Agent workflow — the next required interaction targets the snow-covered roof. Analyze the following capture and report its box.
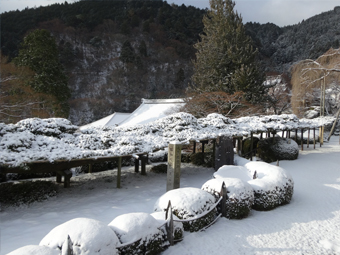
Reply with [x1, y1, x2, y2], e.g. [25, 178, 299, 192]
[79, 112, 130, 130]
[118, 98, 186, 127]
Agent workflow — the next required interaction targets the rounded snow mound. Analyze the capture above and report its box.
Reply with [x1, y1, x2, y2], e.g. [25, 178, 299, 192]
[245, 161, 294, 210]
[7, 245, 60, 255]
[202, 178, 254, 219]
[108, 212, 165, 254]
[40, 218, 120, 255]
[154, 187, 217, 232]
[214, 163, 294, 211]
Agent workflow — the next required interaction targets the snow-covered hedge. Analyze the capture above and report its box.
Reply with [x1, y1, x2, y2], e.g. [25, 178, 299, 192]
[154, 187, 217, 232]
[108, 212, 165, 255]
[202, 177, 254, 219]
[40, 218, 120, 255]
[214, 163, 294, 211]
[0, 113, 335, 168]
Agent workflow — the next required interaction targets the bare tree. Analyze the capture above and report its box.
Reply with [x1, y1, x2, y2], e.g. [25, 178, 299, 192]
[180, 91, 264, 118]
[291, 48, 340, 118]
[266, 74, 292, 115]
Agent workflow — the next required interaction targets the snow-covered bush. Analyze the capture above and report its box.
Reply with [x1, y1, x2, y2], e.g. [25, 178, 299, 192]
[214, 163, 294, 211]
[154, 188, 217, 232]
[16, 118, 78, 137]
[202, 177, 254, 219]
[257, 137, 299, 163]
[40, 218, 120, 255]
[0, 181, 58, 207]
[151, 211, 184, 242]
[245, 162, 294, 211]
[7, 245, 60, 255]
[108, 212, 165, 255]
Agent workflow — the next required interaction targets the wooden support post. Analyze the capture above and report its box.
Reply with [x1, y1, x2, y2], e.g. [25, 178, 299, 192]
[295, 129, 298, 142]
[301, 129, 304, 151]
[134, 157, 139, 173]
[260, 132, 263, 139]
[117, 157, 122, 188]
[61, 235, 72, 255]
[88, 164, 92, 174]
[141, 155, 147, 176]
[313, 128, 316, 149]
[307, 129, 310, 148]
[220, 182, 228, 218]
[288, 130, 291, 139]
[282, 131, 284, 137]
[63, 169, 72, 188]
[56, 172, 62, 183]
[212, 139, 216, 169]
[193, 141, 196, 153]
[165, 201, 174, 246]
[320, 127, 323, 147]
[250, 132, 253, 161]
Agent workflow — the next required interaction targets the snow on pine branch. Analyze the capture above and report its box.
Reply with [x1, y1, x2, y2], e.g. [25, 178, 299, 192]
[0, 113, 336, 168]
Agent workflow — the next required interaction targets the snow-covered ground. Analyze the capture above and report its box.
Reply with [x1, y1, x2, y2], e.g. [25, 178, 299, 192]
[1, 136, 340, 255]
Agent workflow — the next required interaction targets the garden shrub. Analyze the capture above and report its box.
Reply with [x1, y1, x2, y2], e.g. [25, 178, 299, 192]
[108, 213, 165, 255]
[154, 187, 217, 232]
[40, 218, 120, 255]
[150, 211, 184, 242]
[257, 137, 299, 163]
[202, 178, 254, 219]
[0, 180, 58, 207]
[150, 164, 168, 173]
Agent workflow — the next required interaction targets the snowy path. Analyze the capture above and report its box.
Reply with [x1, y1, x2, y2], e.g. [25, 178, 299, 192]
[1, 137, 340, 254]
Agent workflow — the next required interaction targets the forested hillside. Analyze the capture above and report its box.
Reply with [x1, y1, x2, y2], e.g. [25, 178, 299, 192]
[1, 1, 339, 124]
[246, 6, 340, 73]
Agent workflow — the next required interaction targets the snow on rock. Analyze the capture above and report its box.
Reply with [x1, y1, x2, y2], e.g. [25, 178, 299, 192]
[7, 245, 60, 255]
[202, 178, 254, 219]
[154, 187, 217, 232]
[40, 218, 120, 255]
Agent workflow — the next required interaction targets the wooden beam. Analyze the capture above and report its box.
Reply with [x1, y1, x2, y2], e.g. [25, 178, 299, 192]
[117, 157, 122, 188]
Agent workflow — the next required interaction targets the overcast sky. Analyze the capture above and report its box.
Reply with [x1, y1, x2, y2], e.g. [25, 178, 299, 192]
[1, 0, 339, 27]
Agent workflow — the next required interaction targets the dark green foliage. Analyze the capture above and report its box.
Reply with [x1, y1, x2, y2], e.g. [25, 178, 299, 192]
[190, 152, 214, 167]
[138, 40, 148, 57]
[242, 137, 259, 157]
[14, 29, 70, 117]
[150, 164, 167, 173]
[0, 181, 58, 207]
[179, 208, 217, 232]
[192, 0, 266, 104]
[120, 40, 136, 63]
[226, 197, 253, 219]
[117, 233, 164, 255]
[257, 137, 299, 163]
[252, 179, 294, 211]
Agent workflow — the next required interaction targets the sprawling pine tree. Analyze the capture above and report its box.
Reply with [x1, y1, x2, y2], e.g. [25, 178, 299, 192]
[192, 0, 266, 104]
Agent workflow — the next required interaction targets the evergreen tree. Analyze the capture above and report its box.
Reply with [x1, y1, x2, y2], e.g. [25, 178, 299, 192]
[192, 0, 266, 104]
[120, 40, 135, 63]
[14, 29, 70, 117]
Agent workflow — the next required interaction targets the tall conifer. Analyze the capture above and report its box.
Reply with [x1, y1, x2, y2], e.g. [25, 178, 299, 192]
[192, 0, 266, 104]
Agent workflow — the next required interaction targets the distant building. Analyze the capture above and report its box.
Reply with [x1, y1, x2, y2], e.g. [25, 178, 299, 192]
[79, 98, 185, 129]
